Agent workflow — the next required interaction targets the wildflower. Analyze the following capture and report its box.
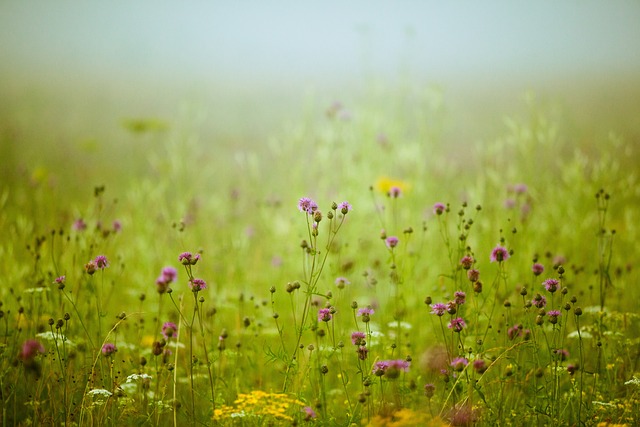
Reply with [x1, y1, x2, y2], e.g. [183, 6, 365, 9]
[531, 293, 547, 308]
[448, 317, 466, 332]
[112, 220, 122, 232]
[433, 202, 446, 215]
[72, 218, 87, 231]
[473, 359, 488, 374]
[84, 260, 97, 275]
[162, 322, 178, 340]
[357, 346, 369, 360]
[94, 255, 109, 269]
[178, 252, 200, 265]
[19, 339, 45, 361]
[318, 308, 332, 322]
[446, 301, 457, 314]
[467, 269, 480, 282]
[351, 331, 366, 345]
[454, 291, 466, 305]
[490, 245, 509, 263]
[357, 307, 374, 322]
[555, 348, 569, 361]
[373, 359, 410, 378]
[567, 364, 578, 375]
[189, 278, 207, 292]
[507, 324, 522, 340]
[543, 278, 560, 293]
[334, 276, 350, 289]
[101, 343, 117, 356]
[337, 201, 352, 214]
[504, 198, 516, 209]
[388, 186, 402, 198]
[547, 310, 561, 324]
[156, 266, 177, 293]
[451, 357, 468, 372]
[532, 263, 545, 276]
[385, 236, 399, 249]
[424, 383, 436, 398]
[54, 275, 65, 285]
[460, 255, 474, 270]
[430, 303, 447, 316]
[297, 197, 318, 215]
[302, 406, 317, 421]
[513, 183, 528, 194]
[375, 176, 409, 196]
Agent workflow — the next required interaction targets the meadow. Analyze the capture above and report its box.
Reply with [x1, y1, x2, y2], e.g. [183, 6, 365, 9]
[0, 81, 639, 426]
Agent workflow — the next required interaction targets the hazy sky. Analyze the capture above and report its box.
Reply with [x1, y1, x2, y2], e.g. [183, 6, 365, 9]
[2, 1, 640, 87]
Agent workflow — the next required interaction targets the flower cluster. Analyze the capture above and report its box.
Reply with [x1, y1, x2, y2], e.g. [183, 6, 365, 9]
[372, 359, 410, 379]
[156, 266, 177, 293]
[178, 252, 201, 265]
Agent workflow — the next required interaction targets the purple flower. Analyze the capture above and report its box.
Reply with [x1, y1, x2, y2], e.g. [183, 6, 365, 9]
[507, 324, 523, 340]
[531, 294, 547, 308]
[54, 276, 66, 285]
[94, 255, 109, 270]
[373, 359, 410, 378]
[158, 267, 177, 283]
[451, 357, 468, 372]
[72, 218, 87, 231]
[178, 252, 201, 265]
[84, 260, 97, 275]
[358, 307, 374, 322]
[490, 245, 510, 263]
[303, 406, 317, 420]
[430, 303, 447, 316]
[318, 308, 332, 322]
[424, 383, 436, 398]
[532, 263, 545, 276]
[338, 201, 352, 214]
[189, 278, 207, 292]
[112, 220, 122, 232]
[297, 197, 318, 215]
[433, 202, 446, 215]
[351, 331, 366, 345]
[162, 322, 178, 340]
[101, 343, 117, 356]
[473, 359, 487, 374]
[543, 278, 560, 293]
[504, 198, 516, 209]
[513, 183, 528, 194]
[448, 317, 466, 332]
[356, 345, 369, 360]
[454, 291, 466, 305]
[547, 310, 561, 317]
[467, 268, 480, 282]
[555, 348, 569, 361]
[385, 236, 399, 249]
[334, 276, 350, 289]
[19, 339, 45, 361]
[460, 255, 474, 270]
[388, 186, 402, 198]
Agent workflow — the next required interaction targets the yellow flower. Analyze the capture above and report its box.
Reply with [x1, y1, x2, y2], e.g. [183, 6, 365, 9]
[375, 176, 410, 196]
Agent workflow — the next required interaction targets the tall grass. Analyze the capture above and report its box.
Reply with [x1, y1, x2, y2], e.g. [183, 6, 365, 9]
[0, 84, 638, 426]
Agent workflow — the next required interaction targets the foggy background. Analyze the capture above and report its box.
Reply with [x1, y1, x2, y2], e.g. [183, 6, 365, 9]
[1, 1, 640, 139]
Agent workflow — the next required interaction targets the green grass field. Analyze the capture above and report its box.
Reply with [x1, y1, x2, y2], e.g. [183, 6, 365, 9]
[1, 77, 639, 426]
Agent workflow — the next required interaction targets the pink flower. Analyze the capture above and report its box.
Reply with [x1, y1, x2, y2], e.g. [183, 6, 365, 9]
[337, 201, 352, 214]
[532, 263, 545, 276]
[178, 252, 201, 265]
[94, 255, 109, 269]
[448, 317, 466, 332]
[430, 303, 447, 316]
[162, 322, 178, 339]
[19, 339, 45, 361]
[351, 331, 366, 345]
[189, 278, 207, 292]
[318, 308, 332, 322]
[543, 278, 560, 293]
[433, 202, 446, 215]
[101, 343, 117, 356]
[490, 245, 509, 263]
[385, 236, 399, 249]
[297, 197, 318, 215]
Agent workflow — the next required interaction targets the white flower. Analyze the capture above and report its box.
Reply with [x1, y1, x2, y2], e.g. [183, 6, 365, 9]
[126, 373, 153, 383]
[88, 388, 113, 397]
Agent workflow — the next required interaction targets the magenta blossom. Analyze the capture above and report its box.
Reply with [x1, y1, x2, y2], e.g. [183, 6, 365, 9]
[54, 276, 66, 285]
[448, 317, 467, 332]
[20, 339, 45, 361]
[162, 322, 178, 340]
[72, 218, 87, 231]
[430, 303, 447, 316]
[433, 202, 446, 215]
[532, 263, 545, 276]
[467, 269, 480, 282]
[101, 343, 117, 356]
[318, 308, 332, 322]
[490, 245, 510, 263]
[178, 252, 201, 265]
[94, 255, 109, 269]
[454, 291, 466, 305]
[351, 331, 366, 345]
[297, 197, 318, 214]
[531, 294, 547, 308]
[334, 277, 350, 289]
[303, 406, 317, 420]
[385, 236, 399, 249]
[543, 278, 560, 293]
[372, 359, 410, 378]
[460, 255, 474, 270]
[189, 278, 207, 292]
[451, 357, 468, 372]
[156, 266, 178, 293]
[337, 201, 352, 214]
[388, 186, 402, 198]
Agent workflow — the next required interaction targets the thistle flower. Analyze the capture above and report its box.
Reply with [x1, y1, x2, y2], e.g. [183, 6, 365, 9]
[454, 291, 466, 305]
[318, 308, 332, 322]
[473, 359, 488, 374]
[84, 260, 97, 275]
[467, 269, 480, 282]
[460, 255, 474, 270]
[531, 294, 547, 308]
[451, 357, 468, 372]
[162, 322, 178, 339]
[19, 339, 45, 361]
[189, 278, 207, 292]
[532, 263, 545, 276]
[356, 346, 369, 360]
[357, 307, 374, 322]
[433, 202, 446, 215]
[54, 276, 66, 285]
[303, 406, 317, 421]
[72, 218, 87, 231]
[338, 201, 352, 214]
[424, 383, 436, 398]
[547, 310, 561, 324]
[373, 359, 410, 378]
[543, 278, 560, 293]
[334, 276, 350, 289]
[351, 331, 366, 345]
[94, 255, 109, 269]
[101, 343, 117, 356]
[385, 236, 399, 249]
[448, 317, 466, 332]
[297, 197, 318, 215]
[178, 252, 200, 265]
[430, 303, 447, 316]
[490, 245, 509, 263]
[388, 186, 402, 198]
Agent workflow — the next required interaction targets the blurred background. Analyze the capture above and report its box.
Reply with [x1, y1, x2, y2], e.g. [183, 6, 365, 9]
[1, 1, 639, 178]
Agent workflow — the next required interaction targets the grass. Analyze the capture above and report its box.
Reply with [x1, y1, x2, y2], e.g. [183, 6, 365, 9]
[0, 80, 639, 426]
